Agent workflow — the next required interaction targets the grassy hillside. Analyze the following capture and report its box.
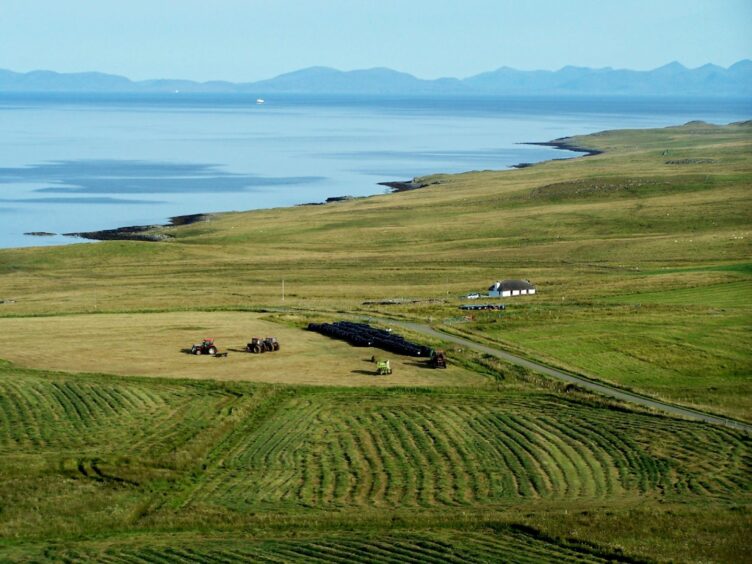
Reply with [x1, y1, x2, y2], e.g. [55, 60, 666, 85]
[0, 121, 749, 417]
[0, 121, 750, 561]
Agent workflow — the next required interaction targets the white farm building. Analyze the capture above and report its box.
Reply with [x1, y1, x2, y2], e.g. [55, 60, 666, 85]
[487, 280, 536, 298]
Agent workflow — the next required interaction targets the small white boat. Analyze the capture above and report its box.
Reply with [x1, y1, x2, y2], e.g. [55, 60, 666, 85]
[256, 98, 265, 104]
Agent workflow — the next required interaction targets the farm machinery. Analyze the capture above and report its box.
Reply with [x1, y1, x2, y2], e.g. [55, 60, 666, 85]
[247, 337, 281, 354]
[370, 355, 393, 375]
[429, 349, 447, 369]
[191, 338, 218, 356]
[375, 359, 392, 375]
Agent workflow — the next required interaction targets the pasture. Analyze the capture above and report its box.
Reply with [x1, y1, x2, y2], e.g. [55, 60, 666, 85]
[0, 122, 750, 561]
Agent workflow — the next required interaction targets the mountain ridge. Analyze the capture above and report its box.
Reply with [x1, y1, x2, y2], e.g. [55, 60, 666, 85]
[1, 61, 750, 96]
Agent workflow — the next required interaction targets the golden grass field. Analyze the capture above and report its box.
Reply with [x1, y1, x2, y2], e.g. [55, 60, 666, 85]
[0, 312, 483, 387]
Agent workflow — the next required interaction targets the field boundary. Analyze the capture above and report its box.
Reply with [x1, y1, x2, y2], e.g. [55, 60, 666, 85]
[385, 319, 752, 434]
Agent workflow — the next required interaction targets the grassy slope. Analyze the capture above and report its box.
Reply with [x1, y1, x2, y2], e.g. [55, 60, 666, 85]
[0, 121, 749, 417]
[0, 122, 751, 562]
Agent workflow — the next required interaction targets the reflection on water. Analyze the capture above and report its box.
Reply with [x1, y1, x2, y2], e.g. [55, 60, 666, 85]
[0, 160, 323, 194]
[0, 196, 165, 205]
[0, 93, 748, 248]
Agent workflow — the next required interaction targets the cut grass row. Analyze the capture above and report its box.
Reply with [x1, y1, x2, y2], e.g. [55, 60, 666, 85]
[0, 528, 636, 564]
[184, 390, 750, 511]
[2, 368, 748, 520]
[0, 364, 749, 561]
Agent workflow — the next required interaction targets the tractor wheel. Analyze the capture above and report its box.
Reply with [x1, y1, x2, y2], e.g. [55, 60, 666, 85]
[195, 348, 202, 355]
[273, 343, 280, 351]
[208, 347, 217, 355]
[252, 345, 261, 354]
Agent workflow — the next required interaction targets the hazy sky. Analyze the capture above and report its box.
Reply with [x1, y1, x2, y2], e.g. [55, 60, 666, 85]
[1, 0, 750, 81]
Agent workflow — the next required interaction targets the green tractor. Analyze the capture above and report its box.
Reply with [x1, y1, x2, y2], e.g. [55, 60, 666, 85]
[376, 359, 392, 375]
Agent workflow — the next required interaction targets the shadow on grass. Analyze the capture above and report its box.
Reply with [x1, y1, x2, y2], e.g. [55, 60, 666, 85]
[404, 360, 435, 370]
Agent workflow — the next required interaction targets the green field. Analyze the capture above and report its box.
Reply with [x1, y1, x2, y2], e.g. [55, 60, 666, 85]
[1, 365, 750, 562]
[0, 121, 750, 562]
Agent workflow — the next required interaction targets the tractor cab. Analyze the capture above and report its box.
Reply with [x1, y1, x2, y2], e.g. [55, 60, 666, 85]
[264, 337, 280, 351]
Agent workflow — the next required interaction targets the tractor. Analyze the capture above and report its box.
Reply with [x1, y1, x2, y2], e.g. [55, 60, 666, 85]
[376, 359, 392, 375]
[247, 337, 281, 353]
[429, 349, 447, 369]
[191, 338, 218, 356]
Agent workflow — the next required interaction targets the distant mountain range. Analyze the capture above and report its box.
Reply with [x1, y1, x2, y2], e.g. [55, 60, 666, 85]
[1, 61, 751, 96]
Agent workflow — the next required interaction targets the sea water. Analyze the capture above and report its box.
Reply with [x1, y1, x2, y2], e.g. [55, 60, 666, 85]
[0, 93, 749, 248]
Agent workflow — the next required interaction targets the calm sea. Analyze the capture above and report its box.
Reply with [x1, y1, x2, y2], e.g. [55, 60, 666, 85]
[0, 93, 749, 248]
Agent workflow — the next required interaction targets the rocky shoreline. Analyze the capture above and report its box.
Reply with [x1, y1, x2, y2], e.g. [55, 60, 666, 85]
[377, 179, 440, 192]
[511, 137, 603, 168]
[63, 213, 211, 242]
[43, 138, 596, 243]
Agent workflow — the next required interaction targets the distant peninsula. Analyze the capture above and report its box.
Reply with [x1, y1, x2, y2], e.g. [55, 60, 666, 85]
[1, 61, 751, 97]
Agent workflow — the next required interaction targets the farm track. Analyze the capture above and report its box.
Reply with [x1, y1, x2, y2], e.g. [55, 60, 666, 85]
[386, 320, 752, 433]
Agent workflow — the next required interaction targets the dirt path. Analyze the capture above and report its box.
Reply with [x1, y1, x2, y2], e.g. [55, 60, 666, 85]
[387, 319, 752, 434]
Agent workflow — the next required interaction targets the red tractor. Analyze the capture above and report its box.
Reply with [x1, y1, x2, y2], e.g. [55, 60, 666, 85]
[429, 349, 447, 369]
[246, 337, 280, 354]
[191, 338, 218, 356]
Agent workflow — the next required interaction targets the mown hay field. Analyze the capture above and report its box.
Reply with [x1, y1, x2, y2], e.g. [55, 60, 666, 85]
[183, 391, 749, 512]
[0, 312, 482, 387]
[4, 529, 649, 563]
[1, 366, 750, 562]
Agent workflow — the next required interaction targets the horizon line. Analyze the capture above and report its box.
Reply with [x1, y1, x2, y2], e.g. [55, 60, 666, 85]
[2, 59, 751, 86]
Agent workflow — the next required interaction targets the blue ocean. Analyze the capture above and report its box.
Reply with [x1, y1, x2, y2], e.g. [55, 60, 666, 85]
[0, 93, 749, 248]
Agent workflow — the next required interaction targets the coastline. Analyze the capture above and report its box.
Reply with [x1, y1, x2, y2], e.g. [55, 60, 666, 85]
[511, 138, 603, 169]
[63, 213, 211, 242]
[39, 137, 595, 244]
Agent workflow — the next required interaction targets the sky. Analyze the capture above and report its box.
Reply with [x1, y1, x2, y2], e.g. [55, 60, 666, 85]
[1, 0, 750, 82]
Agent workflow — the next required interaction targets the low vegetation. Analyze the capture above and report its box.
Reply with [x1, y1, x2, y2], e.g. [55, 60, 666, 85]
[1, 364, 750, 562]
[0, 121, 750, 561]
